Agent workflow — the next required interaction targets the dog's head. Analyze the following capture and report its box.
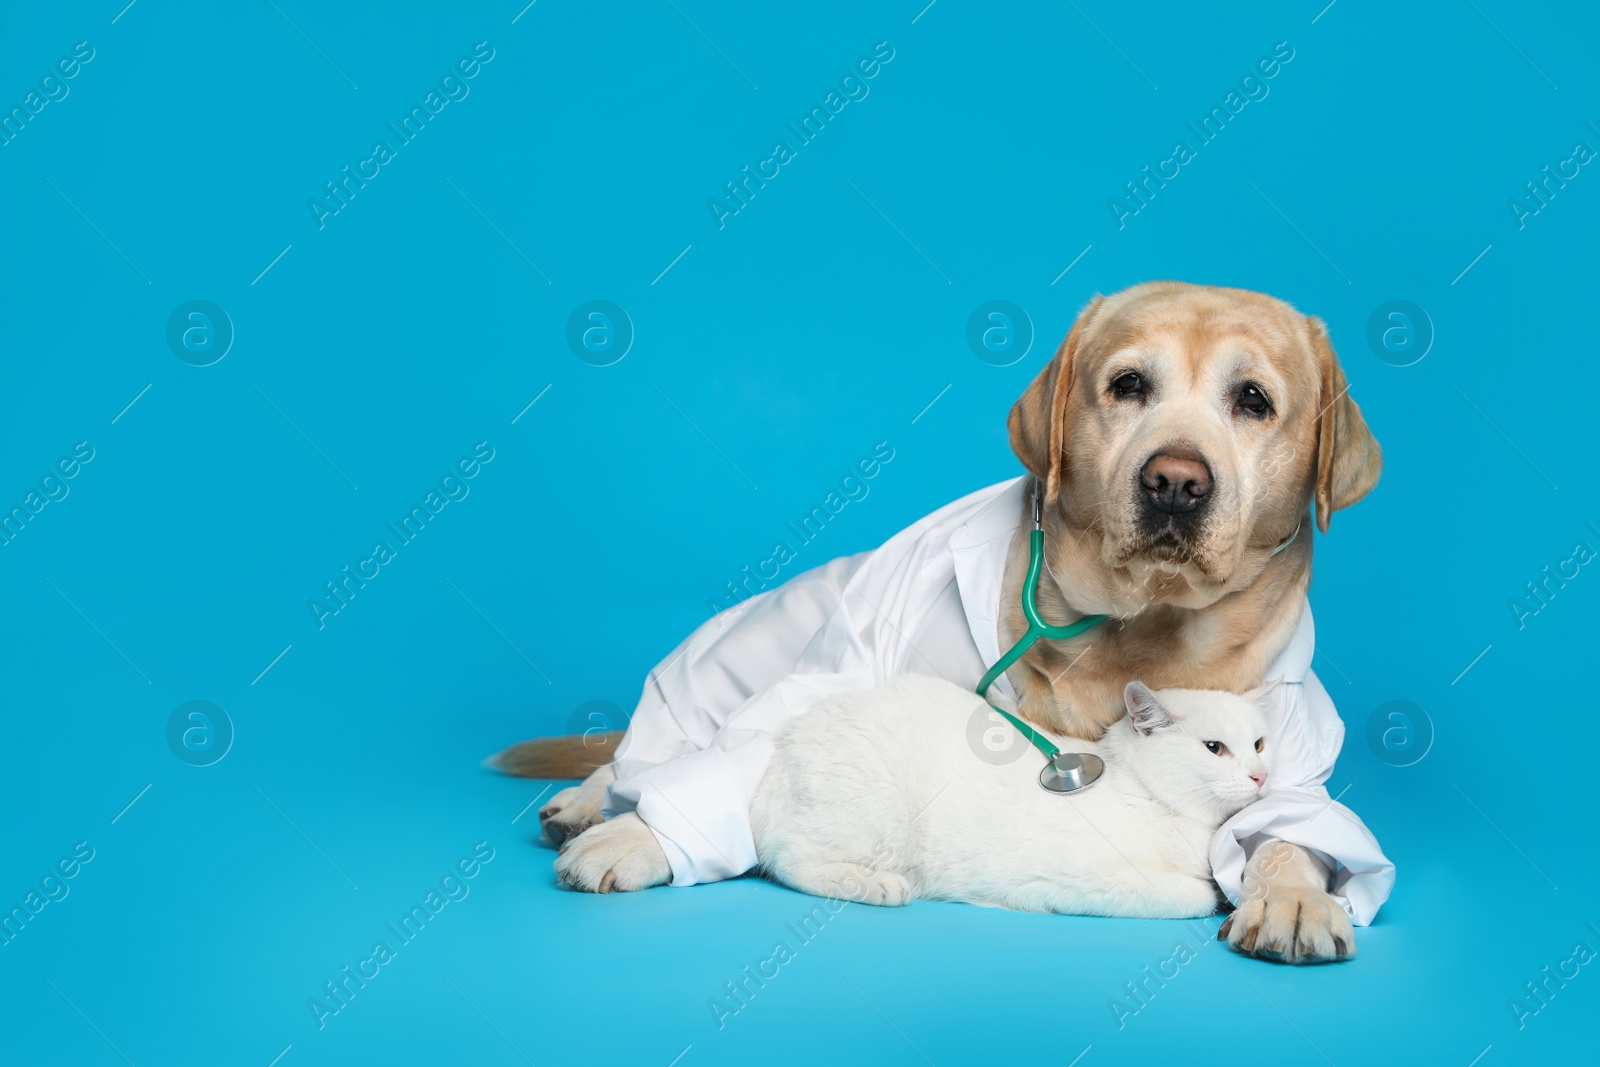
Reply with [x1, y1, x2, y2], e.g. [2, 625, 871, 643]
[1009, 281, 1381, 611]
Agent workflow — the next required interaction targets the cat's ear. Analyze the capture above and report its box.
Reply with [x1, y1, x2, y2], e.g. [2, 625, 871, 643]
[1124, 681, 1174, 736]
[1242, 678, 1283, 708]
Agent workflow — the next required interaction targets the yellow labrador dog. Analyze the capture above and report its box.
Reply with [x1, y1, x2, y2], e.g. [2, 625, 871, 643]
[498, 281, 1381, 963]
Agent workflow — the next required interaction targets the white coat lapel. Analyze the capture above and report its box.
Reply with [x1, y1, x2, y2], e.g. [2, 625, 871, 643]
[950, 477, 1025, 704]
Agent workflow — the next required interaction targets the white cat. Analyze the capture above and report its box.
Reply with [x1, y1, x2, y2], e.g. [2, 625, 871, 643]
[751, 674, 1274, 919]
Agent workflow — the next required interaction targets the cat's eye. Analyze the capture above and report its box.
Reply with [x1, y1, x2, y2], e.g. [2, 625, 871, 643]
[1204, 741, 1225, 756]
[1254, 738, 1264, 753]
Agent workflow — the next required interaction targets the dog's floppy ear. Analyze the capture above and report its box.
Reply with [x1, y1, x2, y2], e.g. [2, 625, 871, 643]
[1008, 295, 1103, 503]
[1308, 316, 1382, 534]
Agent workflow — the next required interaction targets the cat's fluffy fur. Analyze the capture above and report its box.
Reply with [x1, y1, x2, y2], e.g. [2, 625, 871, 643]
[751, 675, 1273, 919]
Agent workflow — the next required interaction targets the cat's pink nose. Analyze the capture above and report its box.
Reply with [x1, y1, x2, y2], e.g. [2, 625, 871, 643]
[1249, 771, 1267, 788]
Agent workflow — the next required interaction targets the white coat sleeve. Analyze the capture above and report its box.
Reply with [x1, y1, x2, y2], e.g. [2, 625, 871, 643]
[603, 552, 870, 779]
[1208, 602, 1397, 925]
[598, 550, 877, 886]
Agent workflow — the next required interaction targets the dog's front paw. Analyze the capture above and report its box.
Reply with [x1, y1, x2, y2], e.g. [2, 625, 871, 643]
[538, 765, 614, 848]
[554, 812, 670, 893]
[1220, 885, 1354, 964]
[540, 783, 603, 847]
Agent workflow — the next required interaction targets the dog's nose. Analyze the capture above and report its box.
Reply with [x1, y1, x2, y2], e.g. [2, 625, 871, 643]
[1249, 771, 1267, 788]
[1140, 452, 1213, 514]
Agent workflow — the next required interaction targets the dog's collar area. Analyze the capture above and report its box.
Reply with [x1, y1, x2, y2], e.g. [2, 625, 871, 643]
[1269, 516, 1304, 558]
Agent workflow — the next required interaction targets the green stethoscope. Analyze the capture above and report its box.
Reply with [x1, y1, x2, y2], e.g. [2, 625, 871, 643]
[974, 485, 1302, 795]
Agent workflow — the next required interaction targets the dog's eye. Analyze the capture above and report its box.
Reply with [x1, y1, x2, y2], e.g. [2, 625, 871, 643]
[1235, 382, 1272, 418]
[1204, 740, 1225, 756]
[1110, 372, 1145, 399]
[1254, 738, 1264, 753]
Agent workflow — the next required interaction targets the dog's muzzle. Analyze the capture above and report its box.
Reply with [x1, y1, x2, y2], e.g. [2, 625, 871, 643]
[1139, 448, 1213, 521]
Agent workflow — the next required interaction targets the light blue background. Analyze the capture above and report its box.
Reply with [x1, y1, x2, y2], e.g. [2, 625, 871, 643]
[2, 1, 1596, 1064]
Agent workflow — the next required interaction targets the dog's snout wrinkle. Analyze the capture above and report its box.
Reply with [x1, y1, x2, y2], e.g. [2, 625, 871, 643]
[1140, 450, 1214, 515]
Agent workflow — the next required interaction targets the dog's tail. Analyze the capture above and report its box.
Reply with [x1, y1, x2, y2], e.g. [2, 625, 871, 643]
[483, 732, 622, 779]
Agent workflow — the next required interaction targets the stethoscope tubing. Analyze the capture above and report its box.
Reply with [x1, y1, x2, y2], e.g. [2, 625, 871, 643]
[974, 482, 1302, 792]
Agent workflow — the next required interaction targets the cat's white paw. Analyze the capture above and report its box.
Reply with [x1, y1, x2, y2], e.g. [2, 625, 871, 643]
[553, 812, 670, 893]
[539, 767, 613, 847]
[1220, 885, 1355, 964]
[774, 862, 912, 907]
[855, 870, 911, 907]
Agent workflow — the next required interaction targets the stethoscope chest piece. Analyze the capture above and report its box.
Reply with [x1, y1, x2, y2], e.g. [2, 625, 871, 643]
[1039, 751, 1104, 794]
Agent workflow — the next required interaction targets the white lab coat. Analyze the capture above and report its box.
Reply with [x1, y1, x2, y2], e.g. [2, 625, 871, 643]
[604, 477, 1395, 924]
